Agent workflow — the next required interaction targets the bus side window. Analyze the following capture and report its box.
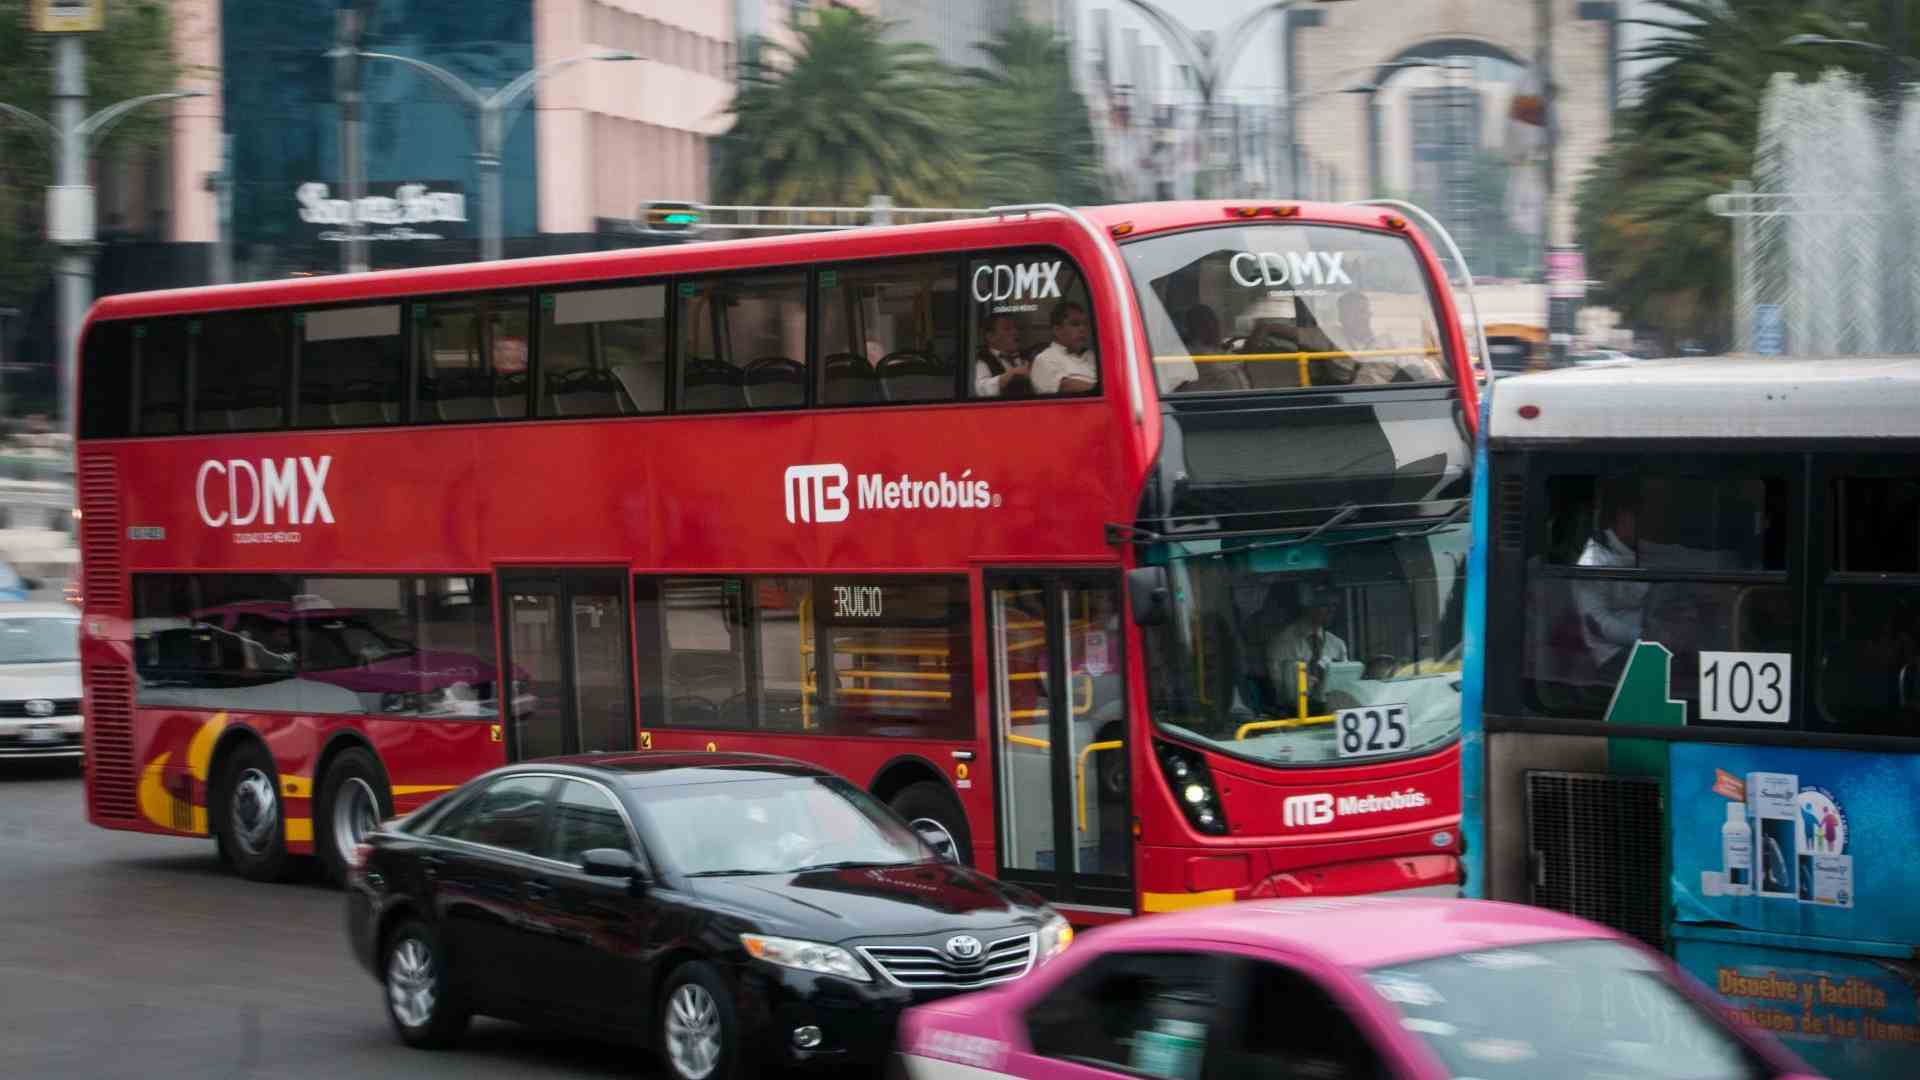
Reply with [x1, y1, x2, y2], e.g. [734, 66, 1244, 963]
[416, 294, 531, 423]
[137, 319, 190, 435]
[300, 304, 404, 428]
[194, 310, 289, 433]
[540, 285, 668, 417]
[80, 322, 133, 439]
[818, 259, 961, 405]
[676, 274, 807, 411]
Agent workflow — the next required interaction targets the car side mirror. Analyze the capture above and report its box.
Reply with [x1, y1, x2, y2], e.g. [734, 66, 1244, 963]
[913, 822, 961, 864]
[1127, 566, 1170, 626]
[581, 847, 638, 879]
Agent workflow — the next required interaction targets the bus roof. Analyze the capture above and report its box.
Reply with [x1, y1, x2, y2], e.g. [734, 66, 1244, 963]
[83, 200, 1412, 323]
[1488, 355, 1920, 441]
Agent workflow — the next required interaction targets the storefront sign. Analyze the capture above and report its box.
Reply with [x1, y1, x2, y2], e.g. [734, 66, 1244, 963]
[296, 181, 467, 242]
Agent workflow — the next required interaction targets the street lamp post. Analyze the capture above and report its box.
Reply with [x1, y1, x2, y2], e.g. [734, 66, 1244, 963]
[0, 40, 204, 445]
[1115, 1, 1330, 197]
[330, 48, 640, 262]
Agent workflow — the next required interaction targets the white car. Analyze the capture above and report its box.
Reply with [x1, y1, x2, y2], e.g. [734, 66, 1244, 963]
[0, 604, 83, 759]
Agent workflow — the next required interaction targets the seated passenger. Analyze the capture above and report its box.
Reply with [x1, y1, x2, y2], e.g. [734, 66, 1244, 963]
[1180, 305, 1249, 391]
[973, 313, 1034, 398]
[1030, 301, 1096, 394]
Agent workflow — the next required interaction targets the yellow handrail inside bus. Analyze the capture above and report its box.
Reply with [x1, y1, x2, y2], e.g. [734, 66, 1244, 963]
[1236, 661, 1334, 739]
[1006, 672, 1093, 720]
[1077, 740, 1123, 833]
[1155, 348, 1442, 388]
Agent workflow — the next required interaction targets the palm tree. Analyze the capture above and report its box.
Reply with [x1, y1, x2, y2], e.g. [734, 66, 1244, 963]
[716, 9, 971, 208]
[963, 19, 1106, 207]
[1576, 0, 1881, 350]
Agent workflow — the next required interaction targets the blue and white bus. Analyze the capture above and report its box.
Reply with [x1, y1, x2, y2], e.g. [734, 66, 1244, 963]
[1462, 356, 1920, 1080]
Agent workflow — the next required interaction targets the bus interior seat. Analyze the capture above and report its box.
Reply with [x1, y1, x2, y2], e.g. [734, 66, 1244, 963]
[821, 353, 879, 405]
[681, 357, 746, 411]
[877, 351, 951, 402]
[744, 357, 806, 408]
[330, 380, 399, 426]
[608, 361, 665, 413]
[548, 367, 636, 416]
[492, 371, 529, 418]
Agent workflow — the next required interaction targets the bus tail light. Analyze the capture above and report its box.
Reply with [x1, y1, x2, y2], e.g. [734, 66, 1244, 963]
[1155, 742, 1228, 835]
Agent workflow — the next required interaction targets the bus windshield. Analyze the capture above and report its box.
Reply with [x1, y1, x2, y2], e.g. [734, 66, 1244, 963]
[1141, 525, 1467, 766]
[1124, 223, 1450, 394]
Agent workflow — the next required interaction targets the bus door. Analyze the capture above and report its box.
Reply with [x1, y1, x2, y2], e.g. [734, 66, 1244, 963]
[499, 568, 634, 760]
[987, 571, 1132, 912]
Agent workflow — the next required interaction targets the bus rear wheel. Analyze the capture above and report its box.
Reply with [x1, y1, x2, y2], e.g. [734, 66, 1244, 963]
[890, 780, 972, 866]
[218, 740, 294, 883]
[317, 746, 392, 886]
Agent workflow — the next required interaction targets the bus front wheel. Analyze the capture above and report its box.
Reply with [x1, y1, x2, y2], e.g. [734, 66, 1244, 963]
[890, 780, 972, 867]
[317, 746, 393, 886]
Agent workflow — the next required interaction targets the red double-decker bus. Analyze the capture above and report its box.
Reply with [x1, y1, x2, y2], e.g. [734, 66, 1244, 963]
[77, 200, 1479, 921]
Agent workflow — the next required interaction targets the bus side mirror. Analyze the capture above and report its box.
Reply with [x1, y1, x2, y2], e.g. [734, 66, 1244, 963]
[1127, 567, 1170, 626]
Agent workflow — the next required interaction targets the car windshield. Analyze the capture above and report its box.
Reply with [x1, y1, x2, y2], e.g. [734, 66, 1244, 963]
[0, 616, 79, 664]
[1368, 939, 1765, 1079]
[1125, 223, 1450, 394]
[1140, 525, 1466, 766]
[638, 775, 935, 876]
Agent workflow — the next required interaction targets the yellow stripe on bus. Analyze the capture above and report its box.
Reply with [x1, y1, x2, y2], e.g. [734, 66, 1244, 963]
[285, 817, 313, 844]
[392, 784, 458, 796]
[1141, 889, 1237, 913]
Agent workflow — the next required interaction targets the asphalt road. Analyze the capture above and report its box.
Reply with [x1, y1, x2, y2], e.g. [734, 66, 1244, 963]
[0, 761, 662, 1078]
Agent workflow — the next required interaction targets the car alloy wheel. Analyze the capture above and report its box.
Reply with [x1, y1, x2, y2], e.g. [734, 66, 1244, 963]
[230, 767, 279, 858]
[665, 982, 722, 1080]
[387, 936, 437, 1029]
[330, 776, 380, 870]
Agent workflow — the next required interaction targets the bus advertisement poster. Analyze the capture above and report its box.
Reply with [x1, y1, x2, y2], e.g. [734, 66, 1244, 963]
[1668, 934, 1920, 1079]
[1670, 743, 1918, 945]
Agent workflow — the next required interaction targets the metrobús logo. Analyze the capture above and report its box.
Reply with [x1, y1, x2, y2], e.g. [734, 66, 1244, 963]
[196, 456, 334, 544]
[783, 463, 998, 525]
[1282, 787, 1430, 829]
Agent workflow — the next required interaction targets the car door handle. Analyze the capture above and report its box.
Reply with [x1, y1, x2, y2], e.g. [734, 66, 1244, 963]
[524, 878, 553, 901]
[419, 854, 444, 878]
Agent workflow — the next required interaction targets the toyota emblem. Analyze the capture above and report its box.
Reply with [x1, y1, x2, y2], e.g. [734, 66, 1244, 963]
[944, 935, 983, 961]
[24, 700, 53, 717]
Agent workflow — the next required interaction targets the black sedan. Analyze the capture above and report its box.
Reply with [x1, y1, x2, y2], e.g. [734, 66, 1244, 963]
[345, 752, 1069, 1079]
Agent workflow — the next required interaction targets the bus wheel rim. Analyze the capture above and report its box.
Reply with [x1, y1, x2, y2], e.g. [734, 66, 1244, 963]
[231, 767, 279, 856]
[332, 776, 379, 867]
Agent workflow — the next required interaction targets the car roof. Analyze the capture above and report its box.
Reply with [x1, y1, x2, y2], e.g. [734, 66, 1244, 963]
[1083, 897, 1614, 969]
[0, 603, 81, 619]
[498, 752, 834, 787]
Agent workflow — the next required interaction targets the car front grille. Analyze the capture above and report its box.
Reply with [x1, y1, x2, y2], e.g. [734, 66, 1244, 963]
[0, 699, 80, 718]
[857, 932, 1035, 991]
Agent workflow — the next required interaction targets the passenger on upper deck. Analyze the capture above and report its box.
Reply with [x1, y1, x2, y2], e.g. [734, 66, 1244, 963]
[973, 313, 1034, 398]
[1029, 301, 1097, 394]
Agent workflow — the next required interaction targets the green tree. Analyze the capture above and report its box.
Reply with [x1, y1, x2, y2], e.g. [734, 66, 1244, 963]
[716, 8, 970, 208]
[0, 0, 180, 311]
[1575, 0, 1887, 350]
[962, 18, 1105, 207]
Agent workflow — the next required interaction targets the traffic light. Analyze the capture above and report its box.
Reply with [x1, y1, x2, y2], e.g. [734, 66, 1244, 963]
[639, 201, 705, 237]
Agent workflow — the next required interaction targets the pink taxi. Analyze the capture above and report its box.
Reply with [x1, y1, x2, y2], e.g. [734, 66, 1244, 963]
[894, 898, 1823, 1080]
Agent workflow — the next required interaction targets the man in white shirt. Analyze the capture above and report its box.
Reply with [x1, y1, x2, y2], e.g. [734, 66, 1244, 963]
[1267, 584, 1350, 716]
[1574, 493, 1648, 674]
[973, 313, 1032, 397]
[1029, 301, 1097, 394]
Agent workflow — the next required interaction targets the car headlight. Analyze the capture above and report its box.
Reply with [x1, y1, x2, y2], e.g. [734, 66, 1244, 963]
[740, 933, 871, 982]
[1036, 914, 1073, 963]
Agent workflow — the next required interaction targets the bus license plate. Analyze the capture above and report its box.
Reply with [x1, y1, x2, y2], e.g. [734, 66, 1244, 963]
[1335, 705, 1410, 759]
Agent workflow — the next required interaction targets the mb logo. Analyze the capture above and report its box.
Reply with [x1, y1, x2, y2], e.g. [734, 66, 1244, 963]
[1282, 793, 1335, 828]
[784, 464, 849, 524]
